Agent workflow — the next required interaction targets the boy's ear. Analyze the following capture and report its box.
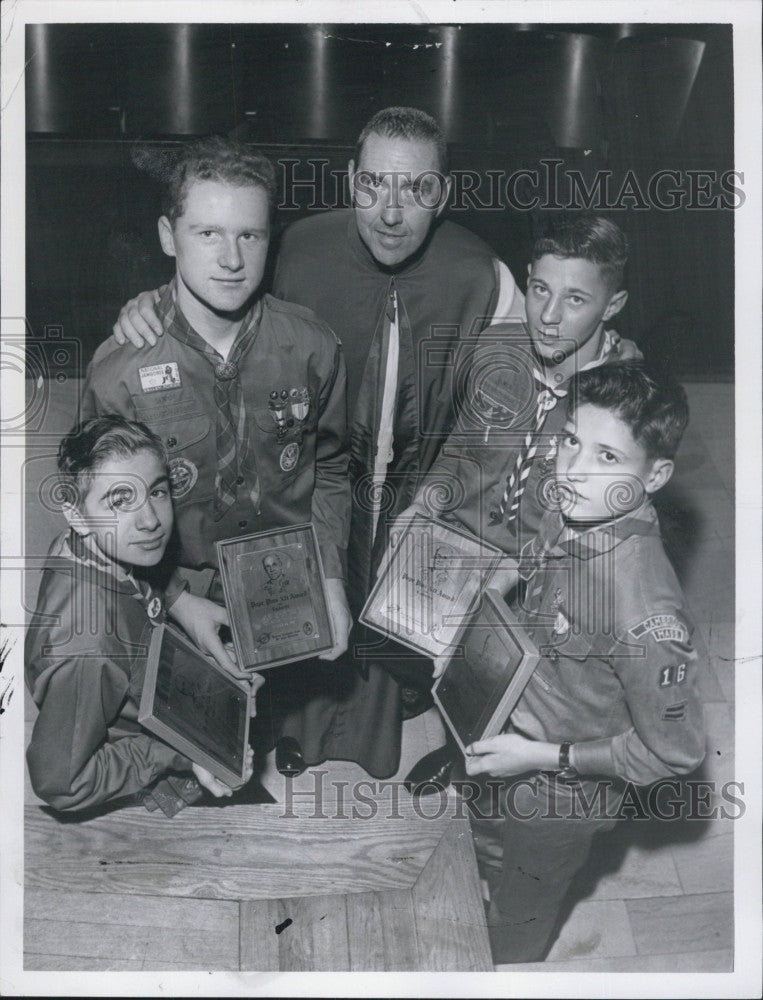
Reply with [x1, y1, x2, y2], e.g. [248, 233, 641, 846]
[62, 502, 91, 538]
[158, 216, 177, 258]
[644, 458, 674, 495]
[602, 288, 628, 323]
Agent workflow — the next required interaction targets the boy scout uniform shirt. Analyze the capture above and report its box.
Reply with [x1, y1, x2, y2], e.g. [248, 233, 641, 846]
[81, 283, 350, 580]
[426, 325, 640, 557]
[25, 531, 189, 811]
[509, 503, 706, 786]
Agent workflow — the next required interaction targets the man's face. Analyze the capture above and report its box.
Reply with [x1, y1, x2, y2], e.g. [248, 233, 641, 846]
[263, 555, 282, 580]
[348, 133, 451, 269]
[158, 179, 270, 316]
[555, 404, 669, 523]
[525, 255, 627, 368]
[67, 450, 174, 569]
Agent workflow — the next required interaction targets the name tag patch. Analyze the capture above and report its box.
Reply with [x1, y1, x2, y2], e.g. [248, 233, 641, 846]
[139, 362, 182, 393]
[630, 614, 688, 644]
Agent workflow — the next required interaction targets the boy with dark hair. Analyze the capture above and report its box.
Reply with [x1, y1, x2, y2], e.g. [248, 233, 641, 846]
[446, 361, 706, 963]
[403, 213, 639, 786]
[26, 416, 253, 813]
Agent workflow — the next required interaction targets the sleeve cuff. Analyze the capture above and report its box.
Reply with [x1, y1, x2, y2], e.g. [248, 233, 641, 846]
[571, 737, 616, 778]
[164, 570, 190, 609]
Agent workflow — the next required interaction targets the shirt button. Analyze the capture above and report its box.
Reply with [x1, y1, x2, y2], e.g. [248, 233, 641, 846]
[238, 520, 248, 529]
[236, 475, 245, 485]
[167, 436, 177, 447]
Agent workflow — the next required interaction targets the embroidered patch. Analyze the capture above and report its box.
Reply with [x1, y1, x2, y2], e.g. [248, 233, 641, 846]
[630, 614, 688, 644]
[658, 663, 687, 688]
[662, 701, 687, 722]
[280, 442, 300, 472]
[168, 457, 198, 499]
[147, 596, 163, 620]
[139, 362, 181, 393]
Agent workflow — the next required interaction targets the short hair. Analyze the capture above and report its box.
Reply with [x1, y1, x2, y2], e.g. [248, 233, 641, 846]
[355, 107, 449, 175]
[567, 361, 689, 460]
[58, 415, 168, 503]
[157, 136, 276, 225]
[531, 214, 629, 292]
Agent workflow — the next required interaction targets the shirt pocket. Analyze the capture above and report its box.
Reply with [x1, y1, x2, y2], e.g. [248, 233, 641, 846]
[134, 399, 214, 503]
[251, 407, 315, 491]
[534, 629, 593, 693]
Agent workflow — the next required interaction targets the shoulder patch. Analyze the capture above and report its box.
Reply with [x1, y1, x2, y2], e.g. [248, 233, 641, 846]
[630, 614, 688, 644]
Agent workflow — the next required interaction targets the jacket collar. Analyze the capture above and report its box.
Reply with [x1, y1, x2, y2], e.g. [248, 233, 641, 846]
[547, 501, 662, 561]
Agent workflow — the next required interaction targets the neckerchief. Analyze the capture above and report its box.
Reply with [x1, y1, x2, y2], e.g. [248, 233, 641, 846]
[157, 282, 262, 520]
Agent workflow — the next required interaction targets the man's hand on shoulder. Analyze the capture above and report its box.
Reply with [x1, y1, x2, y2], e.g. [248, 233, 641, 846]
[113, 287, 164, 347]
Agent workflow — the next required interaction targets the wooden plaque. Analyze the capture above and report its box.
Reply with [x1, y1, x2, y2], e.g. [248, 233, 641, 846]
[360, 513, 502, 659]
[139, 624, 252, 787]
[433, 588, 541, 754]
[216, 523, 334, 670]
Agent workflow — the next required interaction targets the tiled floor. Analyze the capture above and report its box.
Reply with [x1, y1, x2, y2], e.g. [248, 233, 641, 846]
[23, 379, 739, 973]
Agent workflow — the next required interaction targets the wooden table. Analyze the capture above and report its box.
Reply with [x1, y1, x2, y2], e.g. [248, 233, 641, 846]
[25, 793, 493, 972]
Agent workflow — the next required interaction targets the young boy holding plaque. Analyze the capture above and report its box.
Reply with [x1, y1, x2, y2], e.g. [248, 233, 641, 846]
[442, 362, 707, 963]
[26, 416, 253, 813]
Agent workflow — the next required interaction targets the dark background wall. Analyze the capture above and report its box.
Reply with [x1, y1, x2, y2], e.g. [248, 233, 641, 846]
[26, 22, 735, 377]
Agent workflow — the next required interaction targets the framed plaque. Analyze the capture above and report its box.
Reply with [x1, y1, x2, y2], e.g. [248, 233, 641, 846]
[216, 523, 334, 670]
[139, 624, 252, 787]
[360, 513, 503, 659]
[433, 589, 541, 754]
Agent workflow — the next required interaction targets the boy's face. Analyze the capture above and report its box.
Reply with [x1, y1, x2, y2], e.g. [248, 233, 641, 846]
[525, 255, 627, 368]
[555, 404, 672, 523]
[158, 179, 270, 316]
[66, 449, 173, 569]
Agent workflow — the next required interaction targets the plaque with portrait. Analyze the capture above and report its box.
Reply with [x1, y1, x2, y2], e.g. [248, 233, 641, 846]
[433, 588, 541, 754]
[139, 624, 252, 787]
[360, 513, 503, 659]
[216, 523, 334, 669]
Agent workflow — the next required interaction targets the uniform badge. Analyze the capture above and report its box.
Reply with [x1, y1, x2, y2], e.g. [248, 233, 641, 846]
[147, 596, 163, 619]
[289, 386, 310, 421]
[168, 457, 198, 499]
[551, 587, 569, 635]
[538, 389, 558, 411]
[280, 442, 300, 472]
[139, 362, 181, 393]
[630, 614, 688, 644]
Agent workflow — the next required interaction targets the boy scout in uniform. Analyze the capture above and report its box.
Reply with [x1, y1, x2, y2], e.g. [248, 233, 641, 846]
[449, 362, 707, 963]
[81, 137, 352, 675]
[26, 416, 253, 812]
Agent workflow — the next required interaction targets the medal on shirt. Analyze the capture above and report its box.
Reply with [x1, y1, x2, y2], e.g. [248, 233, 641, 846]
[268, 386, 311, 444]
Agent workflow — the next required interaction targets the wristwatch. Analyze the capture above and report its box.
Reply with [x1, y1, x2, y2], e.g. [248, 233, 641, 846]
[557, 741, 580, 782]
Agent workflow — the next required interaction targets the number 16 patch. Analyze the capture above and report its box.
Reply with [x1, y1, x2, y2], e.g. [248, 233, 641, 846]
[659, 662, 687, 687]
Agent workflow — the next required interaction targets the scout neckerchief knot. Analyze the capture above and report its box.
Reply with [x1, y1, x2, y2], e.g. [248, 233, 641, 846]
[492, 366, 567, 525]
[163, 291, 262, 520]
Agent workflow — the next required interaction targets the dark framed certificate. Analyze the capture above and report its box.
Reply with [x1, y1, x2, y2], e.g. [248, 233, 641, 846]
[139, 624, 252, 787]
[433, 589, 540, 754]
[360, 513, 503, 659]
[216, 523, 334, 670]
